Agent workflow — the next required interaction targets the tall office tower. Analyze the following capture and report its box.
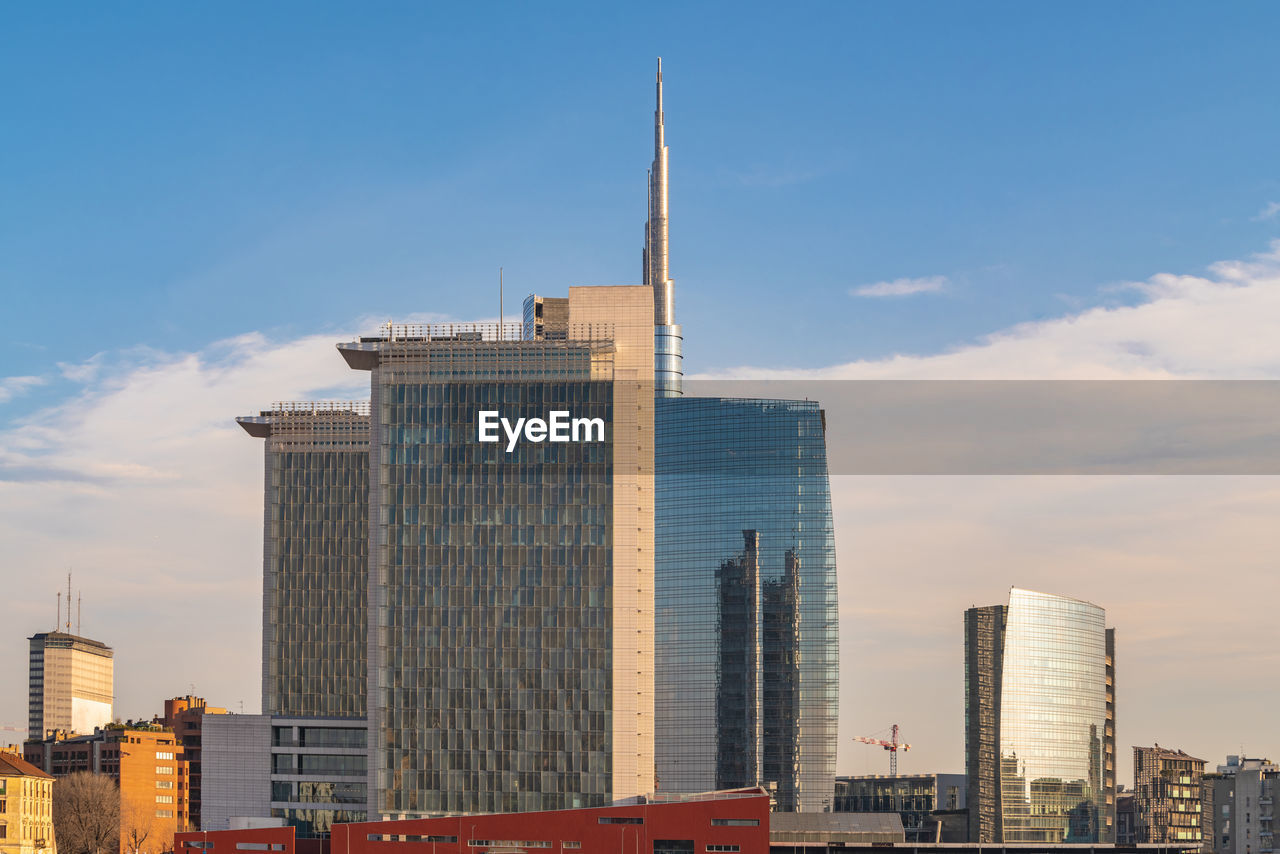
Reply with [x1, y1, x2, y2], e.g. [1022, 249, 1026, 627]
[964, 588, 1116, 844]
[340, 285, 655, 818]
[655, 397, 839, 812]
[1133, 745, 1206, 845]
[236, 402, 370, 718]
[27, 630, 113, 740]
[643, 58, 683, 398]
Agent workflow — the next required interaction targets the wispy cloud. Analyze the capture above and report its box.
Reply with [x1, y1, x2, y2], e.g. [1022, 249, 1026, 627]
[1253, 201, 1280, 222]
[0, 375, 45, 404]
[724, 164, 822, 189]
[851, 275, 949, 298]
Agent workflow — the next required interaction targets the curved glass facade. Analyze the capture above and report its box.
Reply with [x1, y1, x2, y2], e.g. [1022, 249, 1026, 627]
[655, 397, 839, 812]
[998, 588, 1110, 843]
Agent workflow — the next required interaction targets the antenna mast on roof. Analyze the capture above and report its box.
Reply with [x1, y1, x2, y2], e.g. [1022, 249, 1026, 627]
[66, 572, 72, 633]
[77, 590, 81, 635]
[500, 267, 504, 336]
[56, 591, 61, 632]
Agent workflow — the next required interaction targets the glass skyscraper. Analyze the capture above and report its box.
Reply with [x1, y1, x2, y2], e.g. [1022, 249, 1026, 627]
[654, 396, 839, 812]
[340, 286, 655, 818]
[965, 588, 1117, 843]
[237, 402, 370, 720]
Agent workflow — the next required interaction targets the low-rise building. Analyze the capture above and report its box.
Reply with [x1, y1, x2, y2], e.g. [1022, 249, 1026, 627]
[1134, 745, 1206, 845]
[24, 723, 189, 851]
[1208, 756, 1278, 854]
[201, 714, 366, 835]
[834, 773, 966, 841]
[0, 752, 56, 854]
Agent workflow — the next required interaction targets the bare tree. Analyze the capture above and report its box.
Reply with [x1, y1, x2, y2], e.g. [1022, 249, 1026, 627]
[53, 772, 120, 854]
[120, 798, 156, 854]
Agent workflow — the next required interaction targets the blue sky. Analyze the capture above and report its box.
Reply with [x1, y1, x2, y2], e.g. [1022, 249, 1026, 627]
[5, 2, 1280, 406]
[4, 3, 1280, 776]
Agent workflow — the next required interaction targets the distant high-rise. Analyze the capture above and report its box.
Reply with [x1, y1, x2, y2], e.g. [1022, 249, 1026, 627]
[643, 58, 683, 398]
[655, 397, 839, 812]
[964, 588, 1116, 843]
[27, 630, 113, 740]
[236, 402, 370, 719]
[340, 286, 654, 818]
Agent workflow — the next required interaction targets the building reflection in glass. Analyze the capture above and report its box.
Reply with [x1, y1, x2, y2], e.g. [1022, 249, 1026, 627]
[656, 397, 838, 812]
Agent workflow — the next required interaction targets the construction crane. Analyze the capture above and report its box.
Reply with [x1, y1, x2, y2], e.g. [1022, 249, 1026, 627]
[854, 724, 911, 775]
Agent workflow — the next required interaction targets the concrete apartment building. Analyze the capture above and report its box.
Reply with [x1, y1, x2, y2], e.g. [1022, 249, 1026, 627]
[1207, 756, 1278, 854]
[24, 723, 189, 850]
[0, 752, 55, 854]
[1133, 745, 1206, 846]
[26, 632, 113, 740]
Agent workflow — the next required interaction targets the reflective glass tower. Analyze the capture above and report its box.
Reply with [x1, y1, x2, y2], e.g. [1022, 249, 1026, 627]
[237, 402, 371, 719]
[655, 397, 839, 812]
[965, 588, 1117, 843]
[340, 286, 654, 818]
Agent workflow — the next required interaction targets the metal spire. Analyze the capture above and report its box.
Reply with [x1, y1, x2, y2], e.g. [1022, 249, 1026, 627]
[646, 57, 673, 327]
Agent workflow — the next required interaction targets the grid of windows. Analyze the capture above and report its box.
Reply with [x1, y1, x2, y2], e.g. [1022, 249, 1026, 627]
[372, 375, 616, 816]
[998, 589, 1110, 843]
[655, 397, 839, 812]
[265, 425, 369, 718]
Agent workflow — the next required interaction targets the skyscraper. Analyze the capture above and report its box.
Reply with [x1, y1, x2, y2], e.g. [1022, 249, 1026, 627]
[644, 58, 683, 399]
[236, 401, 370, 719]
[27, 630, 113, 740]
[655, 397, 839, 812]
[645, 63, 839, 812]
[227, 401, 372, 834]
[964, 588, 1116, 844]
[340, 285, 654, 818]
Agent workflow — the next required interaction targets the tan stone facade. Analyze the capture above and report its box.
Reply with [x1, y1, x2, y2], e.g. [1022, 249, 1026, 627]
[568, 285, 655, 802]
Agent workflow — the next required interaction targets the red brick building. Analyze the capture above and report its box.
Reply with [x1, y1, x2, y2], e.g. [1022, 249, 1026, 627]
[25, 724, 189, 852]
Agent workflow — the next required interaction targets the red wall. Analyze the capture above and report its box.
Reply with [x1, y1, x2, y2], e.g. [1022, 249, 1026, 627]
[176, 793, 770, 854]
[175, 826, 296, 854]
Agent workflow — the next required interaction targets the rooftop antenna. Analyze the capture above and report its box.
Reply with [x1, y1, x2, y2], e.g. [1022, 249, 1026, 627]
[499, 267, 504, 338]
[56, 590, 61, 632]
[77, 590, 81, 635]
[66, 572, 72, 633]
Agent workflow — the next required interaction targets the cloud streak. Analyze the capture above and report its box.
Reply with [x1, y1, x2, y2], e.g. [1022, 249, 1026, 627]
[0, 375, 45, 404]
[851, 275, 949, 298]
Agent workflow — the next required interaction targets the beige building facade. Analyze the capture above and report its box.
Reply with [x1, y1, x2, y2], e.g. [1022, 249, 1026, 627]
[0, 752, 55, 854]
[27, 633, 113, 741]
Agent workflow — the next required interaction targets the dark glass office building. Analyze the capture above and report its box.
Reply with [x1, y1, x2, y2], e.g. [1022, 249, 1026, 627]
[655, 396, 839, 812]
